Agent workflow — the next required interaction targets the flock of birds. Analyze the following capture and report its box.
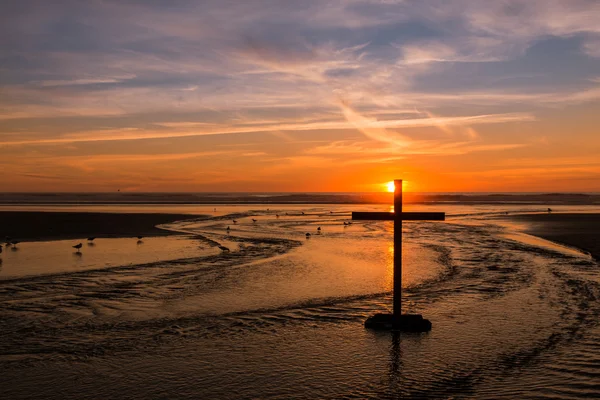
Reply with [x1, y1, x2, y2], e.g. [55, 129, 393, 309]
[0, 235, 146, 256]
[1, 211, 343, 257]
[70, 236, 145, 253]
[224, 213, 354, 241]
[0, 207, 556, 259]
[217, 212, 353, 252]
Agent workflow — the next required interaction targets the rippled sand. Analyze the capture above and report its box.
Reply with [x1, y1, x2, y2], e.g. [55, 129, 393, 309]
[1, 205, 599, 399]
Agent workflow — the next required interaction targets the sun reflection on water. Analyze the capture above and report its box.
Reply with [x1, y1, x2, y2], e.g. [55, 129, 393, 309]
[385, 244, 394, 291]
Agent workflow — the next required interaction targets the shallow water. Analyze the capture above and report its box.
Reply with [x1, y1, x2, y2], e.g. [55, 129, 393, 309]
[1, 204, 600, 399]
[0, 236, 219, 279]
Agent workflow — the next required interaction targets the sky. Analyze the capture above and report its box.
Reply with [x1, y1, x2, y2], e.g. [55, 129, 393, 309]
[1, 0, 599, 193]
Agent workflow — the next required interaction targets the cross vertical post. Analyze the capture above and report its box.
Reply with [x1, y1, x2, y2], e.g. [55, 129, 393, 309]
[351, 179, 445, 331]
[393, 179, 403, 325]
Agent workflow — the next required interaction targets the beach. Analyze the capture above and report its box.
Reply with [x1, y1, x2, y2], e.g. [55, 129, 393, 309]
[0, 211, 199, 242]
[1, 204, 600, 399]
[501, 213, 600, 260]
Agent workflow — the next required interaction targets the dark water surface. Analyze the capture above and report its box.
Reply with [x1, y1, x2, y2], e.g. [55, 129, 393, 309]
[1, 204, 599, 399]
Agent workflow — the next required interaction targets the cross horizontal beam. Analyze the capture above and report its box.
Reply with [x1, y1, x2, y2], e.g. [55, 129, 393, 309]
[352, 211, 445, 221]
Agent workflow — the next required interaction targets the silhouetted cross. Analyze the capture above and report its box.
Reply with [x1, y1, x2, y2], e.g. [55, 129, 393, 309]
[352, 180, 445, 327]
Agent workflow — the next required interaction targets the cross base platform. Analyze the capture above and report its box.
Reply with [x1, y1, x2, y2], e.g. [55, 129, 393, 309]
[364, 313, 432, 332]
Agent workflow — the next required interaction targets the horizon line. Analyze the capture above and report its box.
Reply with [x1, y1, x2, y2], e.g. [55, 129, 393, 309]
[1, 191, 600, 195]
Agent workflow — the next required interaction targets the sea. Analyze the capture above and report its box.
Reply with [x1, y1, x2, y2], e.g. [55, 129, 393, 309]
[1, 193, 600, 399]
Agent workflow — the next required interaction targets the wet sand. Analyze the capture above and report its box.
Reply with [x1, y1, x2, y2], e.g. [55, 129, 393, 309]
[505, 213, 600, 260]
[2, 205, 600, 399]
[0, 211, 201, 242]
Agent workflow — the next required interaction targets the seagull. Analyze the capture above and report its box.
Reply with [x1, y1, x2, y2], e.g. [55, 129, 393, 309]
[301, 211, 305, 215]
[343, 221, 348, 226]
[252, 219, 257, 223]
[233, 219, 237, 224]
[72, 243, 83, 252]
[305, 233, 311, 238]
[226, 226, 231, 231]
[218, 245, 230, 252]
[547, 208, 552, 213]
[87, 237, 96, 241]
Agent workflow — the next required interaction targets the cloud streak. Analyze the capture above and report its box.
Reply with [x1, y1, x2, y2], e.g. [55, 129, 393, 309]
[1, 0, 599, 191]
[0, 112, 535, 146]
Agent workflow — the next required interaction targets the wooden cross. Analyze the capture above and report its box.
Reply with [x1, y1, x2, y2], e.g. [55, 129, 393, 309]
[352, 179, 445, 330]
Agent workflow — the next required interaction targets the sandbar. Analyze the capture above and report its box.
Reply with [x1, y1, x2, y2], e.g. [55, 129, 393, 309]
[503, 213, 600, 260]
[0, 211, 200, 242]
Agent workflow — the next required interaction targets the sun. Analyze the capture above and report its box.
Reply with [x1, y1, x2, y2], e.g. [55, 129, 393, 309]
[386, 181, 396, 193]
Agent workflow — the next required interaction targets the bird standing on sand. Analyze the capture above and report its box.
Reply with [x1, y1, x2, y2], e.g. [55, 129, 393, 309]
[72, 243, 83, 252]
[305, 233, 311, 238]
[547, 208, 552, 213]
[87, 237, 95, 242]
[226, 226, 231, 231]
[276, 214, 279, 218]
[218, 245, 230, 252]
[137, 236, 143, 240]
[252, 218, 257, 223]
[317, 227, 321, 234]
[11, 241, 20, 248]
[233, 219, 237, 224]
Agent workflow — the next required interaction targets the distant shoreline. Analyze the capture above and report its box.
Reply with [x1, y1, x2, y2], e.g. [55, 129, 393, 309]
[0, 212, 201, 242]
[500, 213, 600, 261]
[1, 192, 599, 205]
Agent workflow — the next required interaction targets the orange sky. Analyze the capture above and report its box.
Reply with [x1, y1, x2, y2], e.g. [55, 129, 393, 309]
[1, 1, 600, 192]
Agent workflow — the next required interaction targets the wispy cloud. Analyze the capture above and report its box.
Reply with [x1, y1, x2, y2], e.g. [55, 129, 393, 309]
[35, 75, 137, 87]
[1, 0, 599, 191]
[0, 111, 535, 146]
[582, 38, 600, 58]
[306, 139, 526, 158]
